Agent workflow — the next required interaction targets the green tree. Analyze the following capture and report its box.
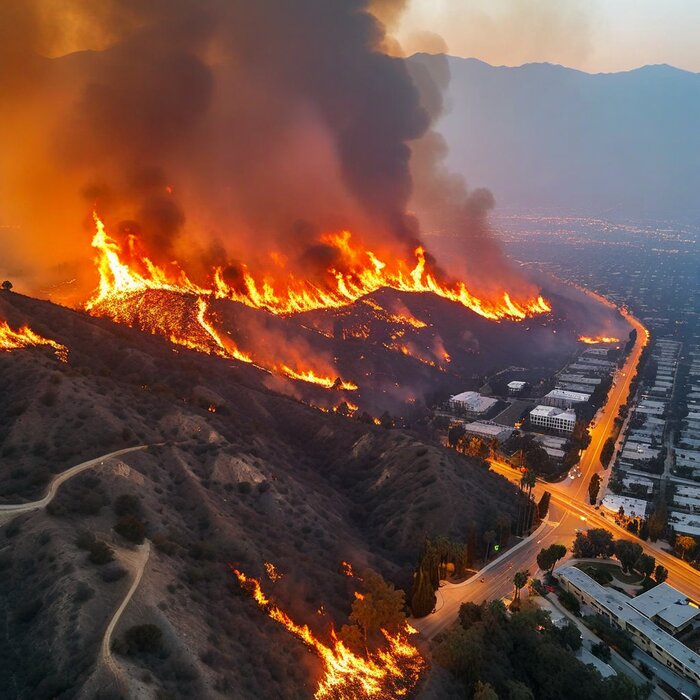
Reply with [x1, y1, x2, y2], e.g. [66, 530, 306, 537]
[588, 473, 601, 505]
[654, 564, 668, 584]
[483, 530, 496, 563]
[591, 641, 611, 663]
[512, 569, 529, 606]
[344, 570, 406, 653]
[410, 565, 436, 619]
[635, 553, 655, 580]
[600, 438, 615, 468]
[555, 620, 582, 651]
[647, 501, 667, 542]
[537, 543, 567, 574]
[88, 540, 115, 565]
[613, 539, 643, 573]
[573, 529, 614, 559]
[458, 602, 482, 629]
[114, 515, 146, 544]
[675, 535, 697, 561]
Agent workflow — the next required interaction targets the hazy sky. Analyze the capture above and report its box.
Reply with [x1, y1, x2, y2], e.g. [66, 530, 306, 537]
[394, 0, 700, 73]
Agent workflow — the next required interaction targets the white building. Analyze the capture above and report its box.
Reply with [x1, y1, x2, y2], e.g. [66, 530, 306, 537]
[556, 566, 700, 685]
[449, 391, 498, 417]
[507, 380, 527, 395]
[461, 421, 514, 443]
[669, 511, 700, 537]
[629, 584, 700, 635]
[542, 389, 591, 409]
[601, 494, 649, 518]
[529, 405, 577, 434]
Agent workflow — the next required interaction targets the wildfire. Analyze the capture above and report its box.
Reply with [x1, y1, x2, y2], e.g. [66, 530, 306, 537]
[339, 561, 355, 577]
[86, 214, 357, 391]
[230, 565, 425, 699]
[0, 320, 68, 362]
[214, 231, 550, 321]
[578, 335, 620, 345]
[264, 562, 283, 582]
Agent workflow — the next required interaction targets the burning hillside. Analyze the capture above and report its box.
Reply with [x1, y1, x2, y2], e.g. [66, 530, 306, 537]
[230, 566, 425, 699]
[0, 318, 67, 362]
[84, 213, 549, 396]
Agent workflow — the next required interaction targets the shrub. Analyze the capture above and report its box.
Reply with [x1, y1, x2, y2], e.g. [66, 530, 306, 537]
[557, 589, 581, 615]
[75, 530, 97, 550]
[89, 540, 115, 565]
[74, 582, 95, 603]
[101, 563, 128, 583]
[114, 515, 146, 544]
[113, 494, 141, 517]
[123, 624, 164, 655]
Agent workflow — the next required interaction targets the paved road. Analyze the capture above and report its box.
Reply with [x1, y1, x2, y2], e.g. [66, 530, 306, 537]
[414, 306, 700, 641]
[487, 459, 700, 602]
[558, 307, 648, 503]
[412, 502, 582, 639]
[0, 446, 147, 520]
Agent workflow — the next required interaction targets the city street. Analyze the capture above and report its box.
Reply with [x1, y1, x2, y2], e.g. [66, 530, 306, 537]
[414, 309, 700, 640]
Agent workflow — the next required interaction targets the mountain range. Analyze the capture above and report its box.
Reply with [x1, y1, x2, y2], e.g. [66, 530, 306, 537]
[412, 55, 700, 219]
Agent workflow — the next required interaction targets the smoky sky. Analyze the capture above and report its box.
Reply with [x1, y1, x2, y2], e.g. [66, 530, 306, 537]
[0, 0, 539, 302]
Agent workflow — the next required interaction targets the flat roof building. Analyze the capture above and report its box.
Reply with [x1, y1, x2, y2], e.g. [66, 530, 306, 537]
[507, 380, 527, 395]
[629, 583, 700, 635]
[449, 391, 499, 417]
[530, 405, 577, 434]
[556, 566, 700, 686]
[601, 494, 649, 518]
[461, 421, 514, 443]
[542, 389, 591, 409]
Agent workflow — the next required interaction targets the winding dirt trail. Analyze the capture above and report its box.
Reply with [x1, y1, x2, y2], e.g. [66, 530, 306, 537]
[100, 540, 152, 687]
[0, 446, 147, 522]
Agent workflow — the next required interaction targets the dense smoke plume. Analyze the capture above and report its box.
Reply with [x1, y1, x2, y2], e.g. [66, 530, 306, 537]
[0, 0, 538, 303]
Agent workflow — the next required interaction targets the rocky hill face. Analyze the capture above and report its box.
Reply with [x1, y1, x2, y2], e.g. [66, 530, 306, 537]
[0, 290, 523, 699]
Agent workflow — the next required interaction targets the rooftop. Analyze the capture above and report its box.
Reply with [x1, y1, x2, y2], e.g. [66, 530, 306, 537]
[449, 391, 499, 414]
[544, 389, 591, 403]
[557, 567, 700, 678]
[629, 583, 700, 630]
[601, 494, 649, 517]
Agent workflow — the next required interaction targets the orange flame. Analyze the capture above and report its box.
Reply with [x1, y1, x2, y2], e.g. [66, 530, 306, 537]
[214, 232, 550, 321]
[578, 335, 620, 344]
[86, 214, 357, 391]
[230, 565, 425, 699]
[264, 562, 283, 582]
[0, 320, 68, 362]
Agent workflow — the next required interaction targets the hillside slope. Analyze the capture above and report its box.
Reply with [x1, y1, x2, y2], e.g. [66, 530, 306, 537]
[0, 290, 522, 699]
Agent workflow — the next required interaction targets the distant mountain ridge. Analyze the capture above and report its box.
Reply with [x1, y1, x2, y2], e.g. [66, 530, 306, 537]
[412, 54, 700, 219]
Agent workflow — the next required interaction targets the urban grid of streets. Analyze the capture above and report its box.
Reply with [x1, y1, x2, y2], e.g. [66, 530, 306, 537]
[413, 307, 700, 640]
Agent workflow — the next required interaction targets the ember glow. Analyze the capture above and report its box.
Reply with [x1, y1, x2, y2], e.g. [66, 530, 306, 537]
[578, 335, 621, 345]
[86, 214, 357, 391]
[230, 565, 425, 699]
[0, 320, 68, 362]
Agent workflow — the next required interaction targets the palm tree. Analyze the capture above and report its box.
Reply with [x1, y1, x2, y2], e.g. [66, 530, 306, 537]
[495, 513, 511, 548]
[519, 470, 537, 535]
[512, 569, 529, 607]
[483, 530, 496, 563]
